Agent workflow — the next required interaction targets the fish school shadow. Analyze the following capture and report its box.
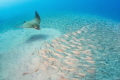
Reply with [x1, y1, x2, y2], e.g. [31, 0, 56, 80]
[25, 34, 49, 43]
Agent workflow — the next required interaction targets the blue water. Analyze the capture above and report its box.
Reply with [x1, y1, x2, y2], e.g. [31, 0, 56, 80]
[0, 0, 120, 21]
[0, 0, 120, 80]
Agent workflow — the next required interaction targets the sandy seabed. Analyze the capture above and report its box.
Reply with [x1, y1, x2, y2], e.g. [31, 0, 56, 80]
[0, 12, 120, 80]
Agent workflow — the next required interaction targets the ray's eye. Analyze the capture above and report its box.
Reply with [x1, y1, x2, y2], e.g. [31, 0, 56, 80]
[24, 21, 26, 23]
[32, 25, 37, 28]
[32, 25, 34, 27]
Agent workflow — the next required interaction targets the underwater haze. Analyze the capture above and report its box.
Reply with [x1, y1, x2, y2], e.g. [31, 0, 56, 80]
[0, 0, 120, 21]
[0, 0, 120, 80]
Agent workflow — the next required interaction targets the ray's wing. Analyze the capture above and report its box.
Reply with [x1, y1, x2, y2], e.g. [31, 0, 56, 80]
[35, 11, 41, 24]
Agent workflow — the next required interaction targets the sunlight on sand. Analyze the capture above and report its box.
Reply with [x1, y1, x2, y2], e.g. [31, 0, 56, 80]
[0, 13, 120, 80]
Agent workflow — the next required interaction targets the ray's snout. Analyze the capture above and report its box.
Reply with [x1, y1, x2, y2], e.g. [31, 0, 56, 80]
[35, 26, 40, 30]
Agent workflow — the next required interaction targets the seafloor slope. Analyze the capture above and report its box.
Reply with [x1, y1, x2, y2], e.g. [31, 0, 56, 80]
[0, 12, 120, 80]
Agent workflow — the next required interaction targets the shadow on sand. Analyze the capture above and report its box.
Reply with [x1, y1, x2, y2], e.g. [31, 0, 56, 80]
[26, 34, 49, 43]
